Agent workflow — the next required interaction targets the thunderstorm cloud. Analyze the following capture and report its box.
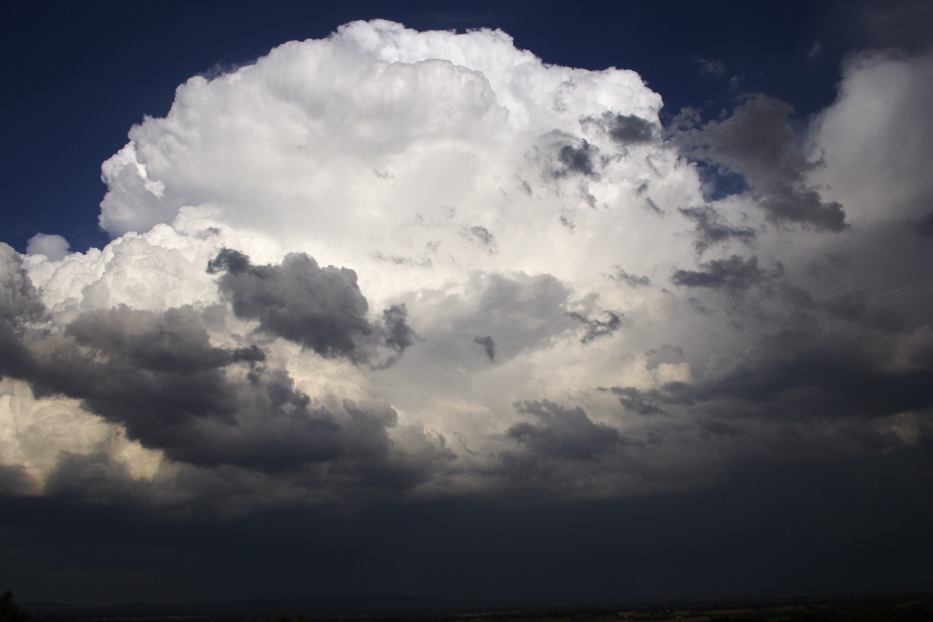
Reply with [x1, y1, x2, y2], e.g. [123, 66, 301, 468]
[1, 21, 931, 523]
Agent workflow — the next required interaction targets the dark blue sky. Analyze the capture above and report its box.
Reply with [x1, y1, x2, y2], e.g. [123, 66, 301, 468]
[3, 0, 860, 254]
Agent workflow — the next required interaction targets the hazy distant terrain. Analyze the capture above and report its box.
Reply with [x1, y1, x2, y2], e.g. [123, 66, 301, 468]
[21, 594, 933, 622]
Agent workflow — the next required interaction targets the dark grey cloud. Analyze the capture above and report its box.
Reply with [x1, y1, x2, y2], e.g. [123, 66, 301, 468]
[644, 344, 684, 369]
[608, 114, 656, 144]
[696, 417, 746, 438]
[582, 112, 657, 145]
[679, 206, 756, 253]
[382, 304, 417, 353]
[12, 311, 430, 486]
[733, 340, 933, 418]
[807, 250, 851, 281]
[556, 140, 598, 177]
[0, 255, 435, 486]
[916, 210, 933, 236]
[609, 266, 652, 287]
[759, 186, 847, 232]
[473, 335, 496, 361]
[3, 251, 932, 605]
[0, 464, 33, 495]
[567, 310, 622, 343]
[675, 95, 847, 231]
[508, 400, 623, 460]
[846, 0, 933, 53]
[65, 306, 266, 374]
[779, 283, 818, 309]
[610, 330, 933, 422]
[42, 451, 152, 503]
[671, 255, 773, 291]
[0, 320, 36, 384]
[0, 245, 49, 380]
[208, 248, 414, 366]
[0, 244, 44, 328]
[3, 305, 344, 473]
[604, 386, 683, 415]
[779, 277, 908, 336]
[821, 289, 904, 334]
[608, 386, 665, 415]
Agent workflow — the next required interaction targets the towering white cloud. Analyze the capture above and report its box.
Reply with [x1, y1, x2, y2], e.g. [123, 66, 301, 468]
[1, 21, 931, 511]
[807, 51, 933, 227]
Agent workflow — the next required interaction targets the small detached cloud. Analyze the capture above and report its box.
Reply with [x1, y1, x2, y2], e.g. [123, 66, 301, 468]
[696, 57, 727, 76]
[26, 233, 70, 261]
[808, 41, 822, 60]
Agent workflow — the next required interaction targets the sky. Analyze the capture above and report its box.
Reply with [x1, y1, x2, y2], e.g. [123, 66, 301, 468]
[2, 0, 933, 608]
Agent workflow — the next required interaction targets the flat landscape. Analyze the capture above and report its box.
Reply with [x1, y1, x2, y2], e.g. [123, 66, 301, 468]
[21, 594, 933, 622]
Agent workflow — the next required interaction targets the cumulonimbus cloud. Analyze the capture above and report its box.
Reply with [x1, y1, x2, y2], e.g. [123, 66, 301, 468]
[1, 22, 931, 512]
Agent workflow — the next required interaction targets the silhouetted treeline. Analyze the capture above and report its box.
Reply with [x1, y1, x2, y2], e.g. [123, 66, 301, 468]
[0, 592, 29, 622]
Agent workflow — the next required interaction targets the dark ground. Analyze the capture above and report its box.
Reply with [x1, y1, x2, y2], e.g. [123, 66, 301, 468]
[16, 593, 933, 622]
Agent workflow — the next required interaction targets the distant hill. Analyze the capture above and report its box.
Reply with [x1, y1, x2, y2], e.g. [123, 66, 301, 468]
[26, 593, 466, 620]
